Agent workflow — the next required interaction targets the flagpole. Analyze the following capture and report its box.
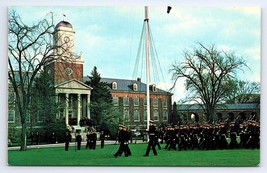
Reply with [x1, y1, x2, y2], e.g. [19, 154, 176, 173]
[145, 6, 150, 130]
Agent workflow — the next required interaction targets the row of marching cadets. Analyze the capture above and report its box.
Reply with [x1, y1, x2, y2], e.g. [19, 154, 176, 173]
[160, 119, 260, 151]
[64, 127, 105, 151]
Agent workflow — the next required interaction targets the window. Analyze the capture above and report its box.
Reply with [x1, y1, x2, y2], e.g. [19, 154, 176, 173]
[163, 98, 167, 107]
[134, 97, 139, 106]
[112, 82, 117, 90]
[163, 109, 168, 121]
[124, 108, 129, 122]
[153, 109, 159, 121]
[134, 109, 140, 121]
[113, 97, 119, 106]
[123, 97, 129, 106]
[153, 98, 158, 107]
[151, 84, 157, 92]
[133, 83, 138, 91]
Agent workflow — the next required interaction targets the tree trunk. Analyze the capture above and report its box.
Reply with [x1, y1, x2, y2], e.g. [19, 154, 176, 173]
[20, 117, 27, 151]
[206, 104, 215, 123]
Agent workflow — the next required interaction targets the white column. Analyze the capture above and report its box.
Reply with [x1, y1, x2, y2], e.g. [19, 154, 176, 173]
[87, 94, 91, 119]
[65, 93, 69, 126]
[77, 94, 81, 126]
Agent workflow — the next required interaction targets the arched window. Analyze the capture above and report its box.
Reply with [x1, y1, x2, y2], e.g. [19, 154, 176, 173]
[133, 83, 138, 91]
[134, 109, 140, 121]
[112, 82, 117, 90]
[149, 84, 157, 92]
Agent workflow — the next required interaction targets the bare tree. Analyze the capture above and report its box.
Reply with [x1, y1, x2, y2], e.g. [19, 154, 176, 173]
[8, 10, 71, 151]
[225, 80, 260, 104]
[170, 43, 247, 122]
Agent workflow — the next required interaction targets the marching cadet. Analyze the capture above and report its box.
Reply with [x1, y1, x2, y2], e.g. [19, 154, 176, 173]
[114, 125, 129, 157]
[123, 126, 132, 156]
[228, 122, 239, 149]
[64, 131, 72, 151]
[85, 131, 90, 149]
[154, 128, 161, 150]
[178, 125, 188, 151]
[238, 123, 248, 148]
[246, 120, 260, 149]
[86, 127, 97, 150]
[76, 131, 82, 150]
[144, 120, 157, 156]
[92, 129, 97, 150]
[164, 126, 171, 149]
[100, 131, 105, 148]
[219, 123, 228, 149]
[189, 125, 199, 150]
[167, 126, 176, 150]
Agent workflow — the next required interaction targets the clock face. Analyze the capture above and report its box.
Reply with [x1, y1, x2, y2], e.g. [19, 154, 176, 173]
[66, 67, 73, 76]
[64, 36, 70, 43]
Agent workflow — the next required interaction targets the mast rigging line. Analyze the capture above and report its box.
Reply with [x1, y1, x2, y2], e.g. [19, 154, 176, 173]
[132, 22, 145, 81]
[132, 14, 167, 92]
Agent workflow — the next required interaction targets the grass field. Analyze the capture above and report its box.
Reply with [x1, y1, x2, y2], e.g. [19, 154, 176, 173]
[8, 143, 260, 166]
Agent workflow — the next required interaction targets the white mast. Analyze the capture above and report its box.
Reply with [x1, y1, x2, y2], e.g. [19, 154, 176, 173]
[145, 6, 150, 130]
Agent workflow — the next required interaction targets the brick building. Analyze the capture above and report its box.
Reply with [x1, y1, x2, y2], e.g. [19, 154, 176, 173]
[83, 77, 173, 130]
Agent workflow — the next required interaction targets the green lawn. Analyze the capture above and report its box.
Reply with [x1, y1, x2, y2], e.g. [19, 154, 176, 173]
[8, 143, 260, 166]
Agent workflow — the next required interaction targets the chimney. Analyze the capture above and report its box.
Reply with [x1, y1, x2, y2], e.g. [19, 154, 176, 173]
[137, 78, 141, 82]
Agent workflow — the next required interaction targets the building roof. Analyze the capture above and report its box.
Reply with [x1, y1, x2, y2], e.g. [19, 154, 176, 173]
[177, 103, 260, 111]
[83, 76, 172, 95]
[55, 21, 73, 29]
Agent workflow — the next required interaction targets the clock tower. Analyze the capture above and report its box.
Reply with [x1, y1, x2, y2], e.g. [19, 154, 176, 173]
[47, 20, 84, 84]
[44, 21, 92, 128]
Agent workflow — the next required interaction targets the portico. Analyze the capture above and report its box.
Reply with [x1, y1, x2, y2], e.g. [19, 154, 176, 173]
[55, 79, 92, 128]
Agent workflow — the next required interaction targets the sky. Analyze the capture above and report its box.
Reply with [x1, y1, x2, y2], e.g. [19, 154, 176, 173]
[9, 6, 261, 102]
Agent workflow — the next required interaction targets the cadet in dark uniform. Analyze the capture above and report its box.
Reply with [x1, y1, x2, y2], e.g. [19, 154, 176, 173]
[86, 127, 97, 149]
[76, 132, 82, 150]
[64, 131, 72, 151]
[100, 131, 105, 148]
[85, 131, 90, 149]
[154, 128, 161, 150]
[123, 126, 132, 156]
[144, 120, 157, 156]
[114, 124, 129, 157]
[92, 129, 97, 150]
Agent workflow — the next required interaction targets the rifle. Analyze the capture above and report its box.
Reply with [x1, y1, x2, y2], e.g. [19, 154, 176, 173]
[250, 114, 256, 121]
